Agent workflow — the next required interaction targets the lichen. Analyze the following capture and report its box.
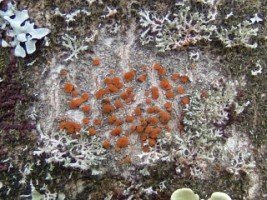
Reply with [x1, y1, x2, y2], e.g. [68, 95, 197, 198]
[0, 2, 50, 57]
[138, 0, 262, 51]
[33, 124, 107, 172]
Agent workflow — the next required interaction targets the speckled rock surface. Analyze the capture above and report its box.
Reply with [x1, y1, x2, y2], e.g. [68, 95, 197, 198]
[0, 0, 267, 199]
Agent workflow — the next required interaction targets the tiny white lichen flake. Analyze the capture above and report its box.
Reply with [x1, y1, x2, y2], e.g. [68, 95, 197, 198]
[61, 34, 89, 62]
[251, 60, 263, 76]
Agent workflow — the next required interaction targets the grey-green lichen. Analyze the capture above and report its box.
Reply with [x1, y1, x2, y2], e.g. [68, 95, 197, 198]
[33, 124, 107, 173]
[138, 0, 262, 51]
[176, 80, 255, 177]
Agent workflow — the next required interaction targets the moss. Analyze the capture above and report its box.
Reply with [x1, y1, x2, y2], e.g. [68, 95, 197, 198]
[0, 49, 9, 78]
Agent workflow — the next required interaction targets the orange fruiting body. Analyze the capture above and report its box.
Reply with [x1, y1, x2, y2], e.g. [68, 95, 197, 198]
[126, 87, 134, 95]
[111, 127, 122, 136]
[136, 125, 144, 133]
[134, 107, 142, 116]
[164, 102, 172, 112]
[104, 88, 110, 95]
[145, 126, 153, 133]
[104, 77, 112, 84]
[139, 117, 147, 126]
[150, 127, 161, 139]
[160, 80, 172, 90]
[89, 127, 96, 136]
[159, 111, 171, 124]
[81, 93, 90, 102]
[71, 90, 79, 97]
[59, 121, 81, 134]
[181, 96, 190, 104]
[60, 58, 198, 165]
[116, 136, 129, 148]
[114, 100, 123, 108]
[146, 116, 158, 125]
[153, 63, 161, 70]
[92, 57, 101, 65]
[69, 98, 83, 109]
[171, 73, 180, 81]
[82, 117, 90, 124]
[102, 98, 110, 104]
[144, 91, 150, 97]
[108, 84, 119, 93]
[94, 118, 101, 125]
[137, 74, 147, 82]
[177, 86, 185, 94]
[102, 140, 111, 149]
[151, 87, 159, 99]
[201, 91, 209, 98]
[116, 82, 124, 89]
[158, 67, 166, 76]
[149, 138, 156, 146]
[147, 106, 160, 114]
[166, 91, 174, 99]
[123, 70, 135, 82]
[120, 91, 129, 100]
[108, 115, 117, 124]
[165, 125, 171, 132]
[130, 125, 136, 132]
[125, 98, 132, 104]
[111, 76, 120, 84]
[153, 63, 166, 75]
[82, 105, 90, 113]
[154, 106, 161, 113]
[126, 116, 134, 123]
[111, 77, 124, 89]
[109, 69, 115, 74]
[125, 131, 131, 137]
[145, 98, 152, 104]
[140, 134, 147, 141]
[180, 75, 189, 83]
[64, 82, 74, 93]
[102, 104, 115, 114]
[118, 159, 124, 165]
[95, 88, 106, 99]
[114, 119, 124, 126]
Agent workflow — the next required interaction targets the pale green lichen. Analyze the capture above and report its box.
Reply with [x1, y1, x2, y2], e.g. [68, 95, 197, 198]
[171, 188, 199, 200]
[171, 188, 232, 200]
[208, 192, 232, 200]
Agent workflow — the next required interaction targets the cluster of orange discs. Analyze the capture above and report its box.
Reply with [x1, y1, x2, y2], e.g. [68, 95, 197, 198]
[58, 58, 193, 163]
